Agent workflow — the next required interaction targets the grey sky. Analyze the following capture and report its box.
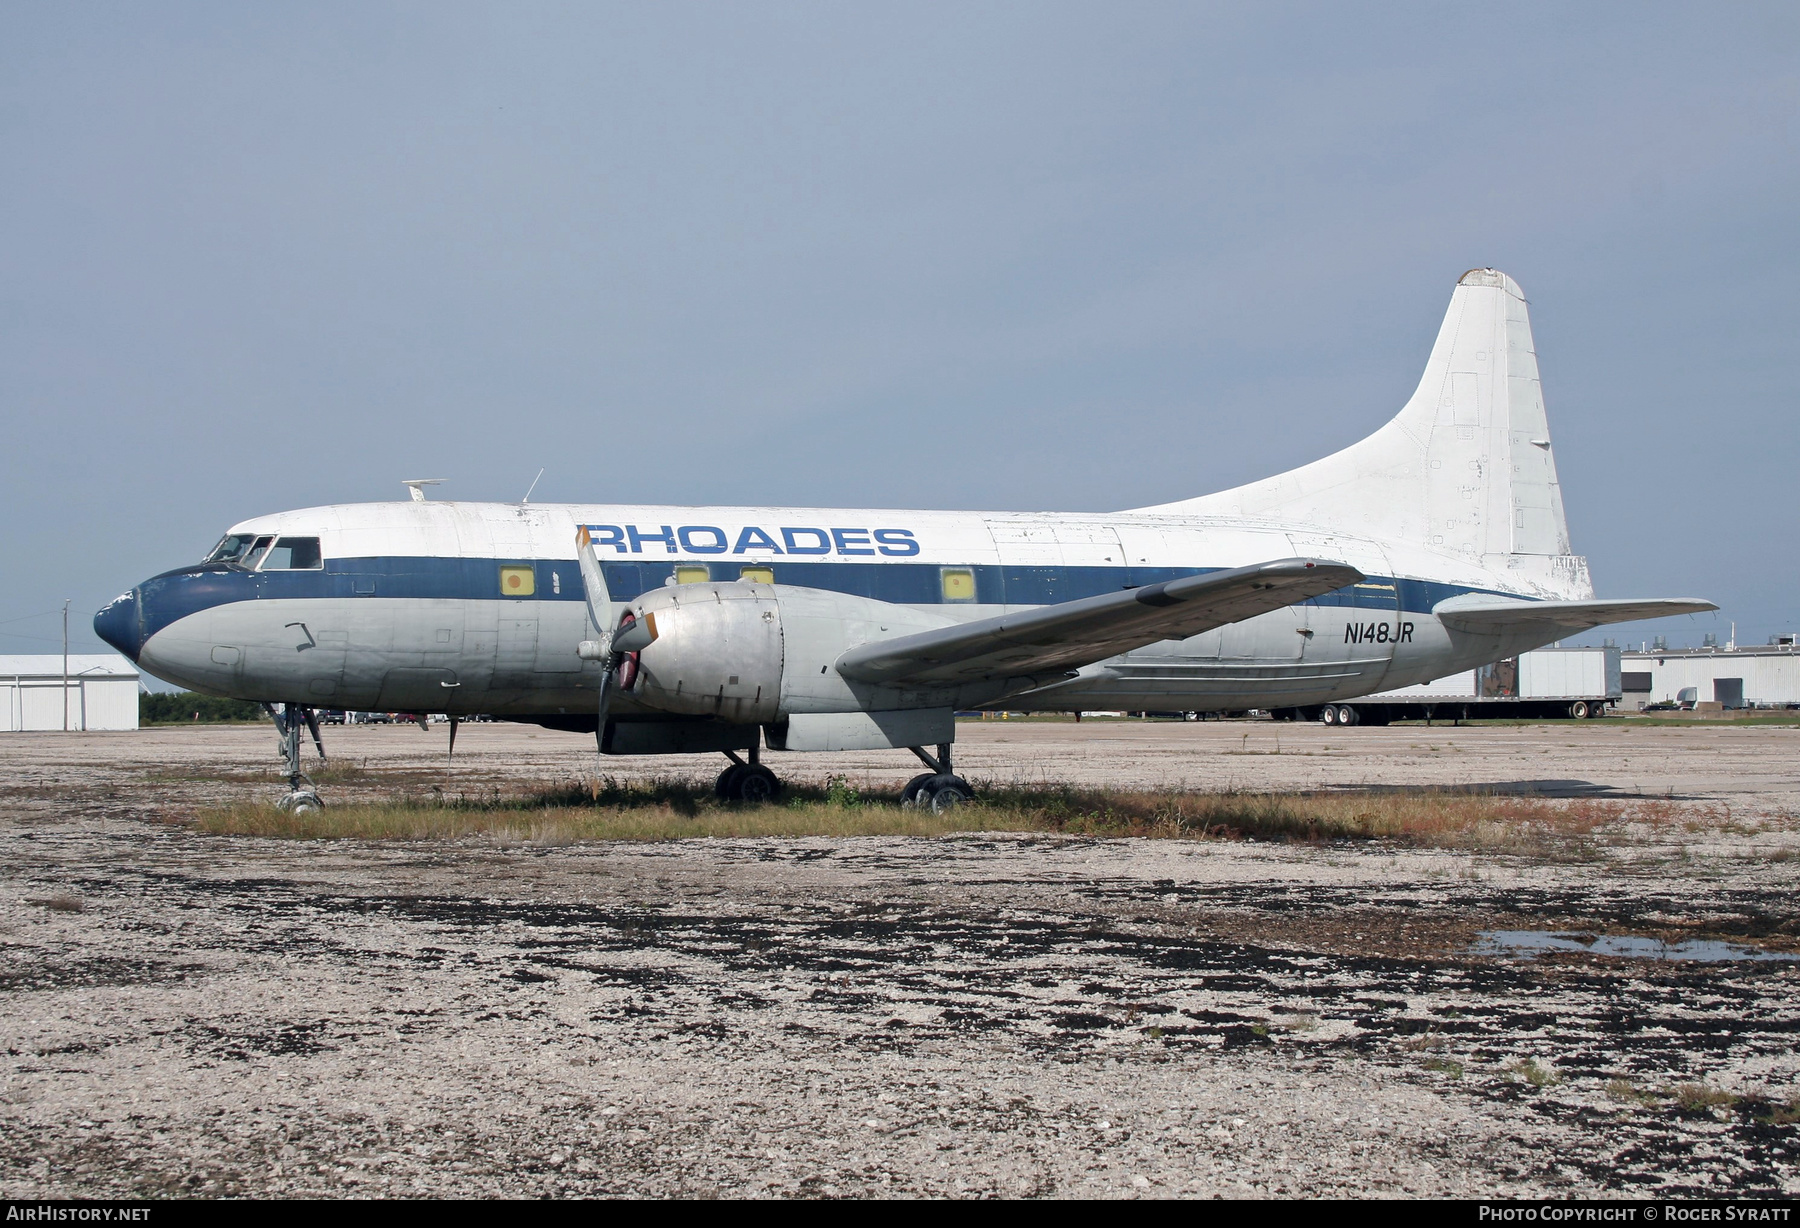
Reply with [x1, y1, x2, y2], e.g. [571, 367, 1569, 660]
[3, 2, 1795, 665]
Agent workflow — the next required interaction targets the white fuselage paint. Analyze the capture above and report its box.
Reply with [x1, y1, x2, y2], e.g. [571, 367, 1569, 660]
[132, 498, 1566, 718]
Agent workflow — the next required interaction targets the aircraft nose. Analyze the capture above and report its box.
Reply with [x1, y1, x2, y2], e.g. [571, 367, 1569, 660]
[94, 588, 144, 662]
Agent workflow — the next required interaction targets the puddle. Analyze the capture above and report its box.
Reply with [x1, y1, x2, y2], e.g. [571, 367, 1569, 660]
[1473, 931, 1798, 962]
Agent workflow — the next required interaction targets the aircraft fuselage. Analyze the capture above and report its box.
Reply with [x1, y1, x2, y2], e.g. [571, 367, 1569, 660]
[96, 499, 1567, 721]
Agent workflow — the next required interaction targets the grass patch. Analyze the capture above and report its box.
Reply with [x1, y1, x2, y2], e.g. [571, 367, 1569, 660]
[191, 775, 1704, 847]
[25, 894, 83, 913]
[1668, 1082, 1737, 1113]
[1751, 1097, 1800, 1126]
[1606, 1077, 1658, 1105]
[1506, 1059, 1561, 1088]
[1423, 1057, 1464, 1079]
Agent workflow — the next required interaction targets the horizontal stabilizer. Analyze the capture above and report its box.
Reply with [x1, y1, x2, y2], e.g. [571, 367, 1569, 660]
[836, 558, 1362, 687]
[1433, 595, 1718, 635]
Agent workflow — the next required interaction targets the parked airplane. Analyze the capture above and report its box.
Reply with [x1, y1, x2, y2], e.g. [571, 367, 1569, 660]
[96, 269, 1712, 811]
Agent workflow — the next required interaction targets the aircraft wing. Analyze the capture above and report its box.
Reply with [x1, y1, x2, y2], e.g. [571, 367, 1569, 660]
[1433, 595, 1718, 635]
[835, 558, 1362, 687]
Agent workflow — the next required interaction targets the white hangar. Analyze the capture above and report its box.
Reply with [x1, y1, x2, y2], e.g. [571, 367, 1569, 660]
[0, 655, 141, 731]
[1618, 641, 1800, 710]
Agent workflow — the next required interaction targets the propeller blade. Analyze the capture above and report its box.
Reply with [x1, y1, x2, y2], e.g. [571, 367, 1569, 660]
[592, 661, 612, 756]
[574, 525, 614, 641]
[575, 525, 617, 758]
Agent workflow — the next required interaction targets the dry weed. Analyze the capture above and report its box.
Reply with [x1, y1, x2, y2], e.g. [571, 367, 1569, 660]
[191, 776, 1705, 850]
[1669, 1083, 1737, 1112]
[1506, 1059, 1561, 1088]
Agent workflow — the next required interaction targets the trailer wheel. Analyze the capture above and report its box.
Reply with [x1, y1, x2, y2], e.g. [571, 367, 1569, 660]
[1569, 700, 1590, 719]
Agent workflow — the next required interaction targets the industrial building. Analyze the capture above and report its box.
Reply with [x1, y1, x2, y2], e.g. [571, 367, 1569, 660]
[1616, 640, 1800, 710]
[0, 655, 140, 731]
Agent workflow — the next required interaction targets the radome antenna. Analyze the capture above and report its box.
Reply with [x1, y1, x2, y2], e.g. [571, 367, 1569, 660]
[522, 468, 545, 504]
[402, 478, 446, 503]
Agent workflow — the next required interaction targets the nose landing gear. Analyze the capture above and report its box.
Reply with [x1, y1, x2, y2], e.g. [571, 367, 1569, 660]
[264, 702, 326, 813]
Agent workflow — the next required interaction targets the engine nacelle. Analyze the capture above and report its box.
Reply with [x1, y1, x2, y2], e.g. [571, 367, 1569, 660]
[625, 582, 784, 723]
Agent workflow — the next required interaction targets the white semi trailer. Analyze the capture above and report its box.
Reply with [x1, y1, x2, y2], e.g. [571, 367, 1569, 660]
[1273, 647, 1623, 726]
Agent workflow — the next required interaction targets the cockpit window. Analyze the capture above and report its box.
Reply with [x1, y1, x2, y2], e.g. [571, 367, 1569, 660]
[257, 537, 323, 570]
[242, 536, 277, 569]
[203, 533, 259, 565]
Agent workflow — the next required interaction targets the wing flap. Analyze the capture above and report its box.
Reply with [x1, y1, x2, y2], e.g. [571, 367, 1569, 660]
[836, 558, 1363, 687]
[1434, 595, 1717, 634]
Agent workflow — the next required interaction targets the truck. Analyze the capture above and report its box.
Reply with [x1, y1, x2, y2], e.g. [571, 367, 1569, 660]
[1271, 646, 1623, 726]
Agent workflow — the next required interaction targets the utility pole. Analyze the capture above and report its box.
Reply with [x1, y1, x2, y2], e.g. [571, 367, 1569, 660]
[62, 599, 70, 732]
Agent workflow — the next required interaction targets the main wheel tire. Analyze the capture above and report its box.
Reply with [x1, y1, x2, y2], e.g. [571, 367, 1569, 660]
[926, 775, 975, 814]
[715, 764, 746, 799]
[1320, 705, 1339, 725]
[899, 772, 937, 808]
[731, 765, 780, 803]
[1339, 705, 1361, 727]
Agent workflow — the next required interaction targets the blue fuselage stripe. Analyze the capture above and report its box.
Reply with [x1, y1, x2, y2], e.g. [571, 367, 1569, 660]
[136, 555, 1517, 643]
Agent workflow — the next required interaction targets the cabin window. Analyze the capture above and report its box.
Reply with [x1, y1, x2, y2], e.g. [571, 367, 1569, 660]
[675, 566, 711, 585]
[739, 566, 774, 584]
[941, 568, 976, 602]
[258, 537, 323, 570]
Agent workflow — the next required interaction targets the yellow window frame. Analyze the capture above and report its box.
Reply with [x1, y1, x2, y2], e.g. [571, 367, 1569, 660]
[941, 567, 976, 602]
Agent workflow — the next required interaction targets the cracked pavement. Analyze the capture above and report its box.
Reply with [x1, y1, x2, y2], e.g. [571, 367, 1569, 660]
[3, 721, 1798, 1197]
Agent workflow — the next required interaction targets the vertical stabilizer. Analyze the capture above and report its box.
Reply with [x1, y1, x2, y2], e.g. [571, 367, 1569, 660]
[1136, 269, 1591, 598]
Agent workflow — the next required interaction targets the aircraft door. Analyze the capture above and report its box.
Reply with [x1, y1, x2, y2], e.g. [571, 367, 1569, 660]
[452, 509, 500, 694]
[1220, 605, 1306, 661]
[1287, 533, 1402, 693]
[494, 618, 539, 691]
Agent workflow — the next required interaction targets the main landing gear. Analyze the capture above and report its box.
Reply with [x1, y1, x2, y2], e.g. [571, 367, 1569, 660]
[709, 739, 975, 810]
[263, 702, 326, 813]
[715, 744, 780, 803]
[900, 743, 975, 813]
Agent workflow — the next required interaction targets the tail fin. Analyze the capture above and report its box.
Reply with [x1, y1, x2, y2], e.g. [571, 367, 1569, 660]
[1136, 269, 1592, 599]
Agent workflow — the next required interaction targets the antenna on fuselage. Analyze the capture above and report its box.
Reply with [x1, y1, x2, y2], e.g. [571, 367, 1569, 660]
[402, 478, 445, 503]
[521, 468, 545, 504]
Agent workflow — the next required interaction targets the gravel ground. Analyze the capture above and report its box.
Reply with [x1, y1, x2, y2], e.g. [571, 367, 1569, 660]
[3, 720, 1798, 1198]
